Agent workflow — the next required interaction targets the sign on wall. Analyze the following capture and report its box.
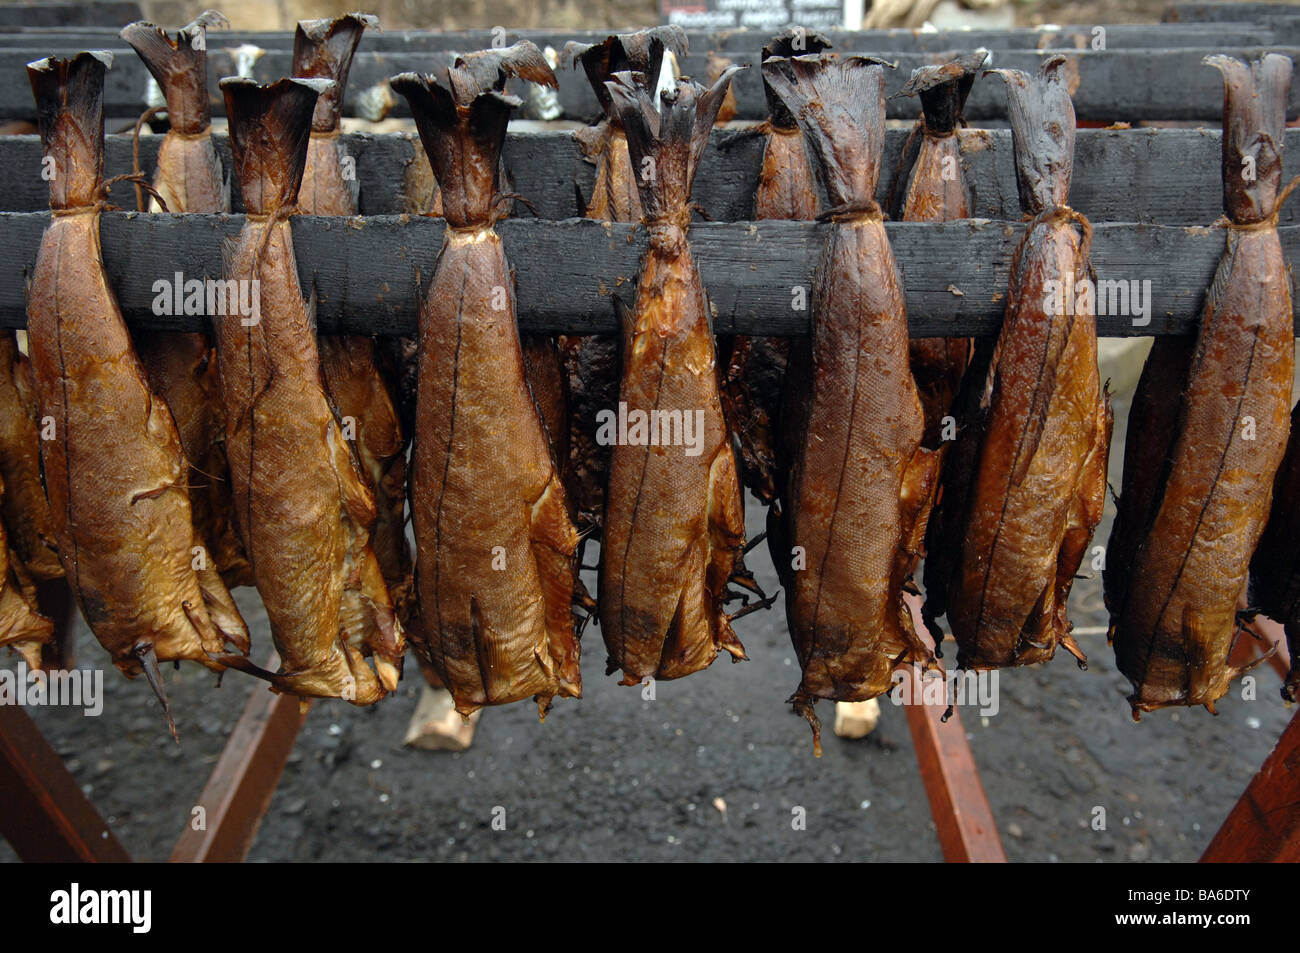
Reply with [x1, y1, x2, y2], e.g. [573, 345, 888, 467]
[658, 0, 861, 31]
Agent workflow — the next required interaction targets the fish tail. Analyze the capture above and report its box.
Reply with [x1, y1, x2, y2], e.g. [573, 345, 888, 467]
[292, 13, 377, 132]
[26, 51, 112, 210]
[1204, 53, 1292, 224]
[221, 77, 329, 215]
[900, 51, 988, 136]
[391, 43, 555, 226]
[986, 56, 1076, 215]
[604, 61, 742, 220]
[760, 53, 893, 209]
[120, 17, 216, 133]
[564, 26, 688, 118]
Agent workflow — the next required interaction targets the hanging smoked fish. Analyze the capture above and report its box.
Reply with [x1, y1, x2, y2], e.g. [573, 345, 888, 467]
[560, 27, 686, 536]
[896, 52, 984, 449]
[25, 53, 249, 722]
[1108, 54, 1295, 715]
[292, 12, 413, 627]
[0, 475, 52, 670]
[214, 76, 403, 704]
[763, 53, 941, 753]
[120, 12, 251, 588]
[0, 332, 62, 583]
[922, 58, 1110, 673]
[597, 66, 750, 686]
[720, 29, 831, 506]
[391, 43, 582, 717]
[1250, 401, 1300, 702]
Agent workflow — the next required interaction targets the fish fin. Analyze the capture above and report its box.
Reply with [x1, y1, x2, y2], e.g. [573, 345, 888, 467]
[305, 284, 318, 334]
[613, 294, 635, 337]
[789, 688, 823, 758]
[134, 640, 178, 742]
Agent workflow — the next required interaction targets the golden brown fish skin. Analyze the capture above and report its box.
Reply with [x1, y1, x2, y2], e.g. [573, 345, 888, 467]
[293, 13, 416, 639]
[947, 215, 1106, 669]
[122, 16, 250, 588]
[899, 60, 977, 449]
[392, 45, 581, 716]
[1250, 402, 1300, 701]
[1102, 335, 1194, 618]
[0, 474, 54, 670]
[25, 53, 249, 677]
[720, 32, 832, 508]
[897, 54, 984, 449]
[560, 29, 687, 533]
[0, 332, 63, 581]
[215, 77, 402, 704]
[597, 68, 747, 685]
[762, 55, 940, 750]
[1110, 55, 1295, 715]
[927, 60, 1108, 672]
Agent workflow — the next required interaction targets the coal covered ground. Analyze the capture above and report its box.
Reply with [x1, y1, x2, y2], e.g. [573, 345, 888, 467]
[2, 388, 1292, 863]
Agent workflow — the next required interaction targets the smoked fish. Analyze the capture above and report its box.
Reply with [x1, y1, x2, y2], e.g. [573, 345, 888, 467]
[720, 29, 831, 506]
[896, 53, 984, 449]
[392, 43, 582, 716]
[25, 53, 248, 703]
[121, 12, 251, 587]
[597, 66, 748, 685]
[1249, 401, 1300, 702]
[1108, 55, 1295, 714]
[215, 76, 403, 704]
[561, 27, 687, 535]
[293, 13, 414, 632]
[763, 53, 941, 752]
[0, 474, 52, 670]
[0, 332, 62, 582]
[923, 58, 1110, 673]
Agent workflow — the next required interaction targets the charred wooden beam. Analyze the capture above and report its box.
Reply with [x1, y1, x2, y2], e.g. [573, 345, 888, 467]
[0, 213, 1294, 336]
[170, 657, 310, 863]
[903, 595, 1006, 863]
[4, 127, 1299, 227]
[1, 46, 1297, 122]
[0, 22, 1286, 51]
[0, 2, 141, 30]
[1200, 706, 1300, 862]
[0, 703, 131, 862]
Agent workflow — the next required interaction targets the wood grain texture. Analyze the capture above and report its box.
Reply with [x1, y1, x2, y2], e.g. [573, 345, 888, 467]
[7, 127, 1300, 226]
[2, 213, 1297, 336]
[3, 46, 1299, 122]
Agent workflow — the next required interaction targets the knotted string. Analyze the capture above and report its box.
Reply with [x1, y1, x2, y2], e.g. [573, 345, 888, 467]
[130, 105, 168, 211]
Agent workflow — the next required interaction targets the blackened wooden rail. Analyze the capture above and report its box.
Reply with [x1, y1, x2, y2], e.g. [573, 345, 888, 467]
[2, 45, 1299, 122]
[5, 127, 1300, 227]
[0, 23, 1289, 52]
[0, 1, 141, 30]
[0, 213, 1296, 337]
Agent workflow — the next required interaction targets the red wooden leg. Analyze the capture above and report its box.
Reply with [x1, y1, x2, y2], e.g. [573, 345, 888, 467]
[1200, 706, 1300, 862]
[171, 655, 309, 863]
[0, 703, 130, 862]
[902, 594, 1007, 863]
